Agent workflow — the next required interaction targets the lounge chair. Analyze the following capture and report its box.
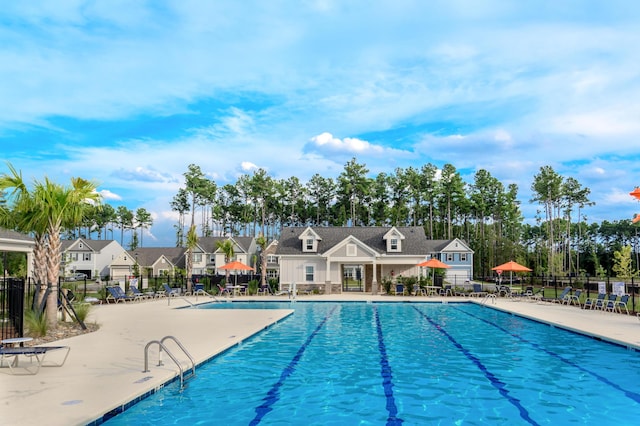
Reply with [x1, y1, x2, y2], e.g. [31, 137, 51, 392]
[615, 294, 630, 315]
[163, 283, 180, 297]
[545, 286, 572, 303]
[106, 286, 135, 303]
[583, 292, 605, 310]
[603, 294, 618, 312]
[470, 283, 487, 297]
[129, 285, 153, 300]
[0, 345, 70, 375]
[565, 289, 583, 307]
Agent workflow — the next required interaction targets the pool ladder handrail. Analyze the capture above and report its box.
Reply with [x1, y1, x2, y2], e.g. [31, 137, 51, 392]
[481, 293, 497, 305]
[143, 335, 196, 389]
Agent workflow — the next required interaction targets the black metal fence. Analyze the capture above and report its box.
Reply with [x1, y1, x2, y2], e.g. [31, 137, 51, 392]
[1, 278, 25, 341]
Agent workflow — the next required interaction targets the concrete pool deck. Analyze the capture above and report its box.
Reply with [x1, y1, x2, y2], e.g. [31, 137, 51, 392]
[2, 294, 639, 425]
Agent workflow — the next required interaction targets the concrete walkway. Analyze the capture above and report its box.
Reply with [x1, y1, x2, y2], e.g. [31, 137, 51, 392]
[1, 294, 639, 425]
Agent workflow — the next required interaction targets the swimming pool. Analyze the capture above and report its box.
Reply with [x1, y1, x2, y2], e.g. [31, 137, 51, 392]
[102, 302, 640, 425]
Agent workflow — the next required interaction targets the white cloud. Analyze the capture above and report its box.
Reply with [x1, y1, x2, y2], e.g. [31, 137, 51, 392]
[98, 189, 121, 201]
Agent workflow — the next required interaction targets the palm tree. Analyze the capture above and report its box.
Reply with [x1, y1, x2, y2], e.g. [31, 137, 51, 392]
[35, 176, 101, 328]
[216, 239, 235, 285]
[0, 165, 100, 329]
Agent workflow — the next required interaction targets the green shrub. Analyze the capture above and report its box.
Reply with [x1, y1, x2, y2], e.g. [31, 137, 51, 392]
[72, 302, 91, 323]
[24, 309, 47, 337]
[248, 279, 259, 295]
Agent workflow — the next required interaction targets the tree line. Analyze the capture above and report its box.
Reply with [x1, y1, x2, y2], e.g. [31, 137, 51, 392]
[4, 159, 639, 286]
[168, 159, 638, 280]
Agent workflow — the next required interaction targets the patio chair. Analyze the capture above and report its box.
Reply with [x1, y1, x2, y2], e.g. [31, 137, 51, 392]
[0, 345, 70, 375]
[163, 283, 180, 297]
[603, 294, 618, 312]
[217, 284, 231, 297]
[439, 285, 453, 297]
[470, 283, 487, 297]
[193, 283, 207, 295]
[545, 286, 572, 304]
[394, 283, 405, 295]
[583, 292, 606, 310]
[106, 286, 135, 303]
[129, 285, 153, 300]
[615, 294, 630, 315]
[565, 289, 583, 307]
[257, 284, 272, 296]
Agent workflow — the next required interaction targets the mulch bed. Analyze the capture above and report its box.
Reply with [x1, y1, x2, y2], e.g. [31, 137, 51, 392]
[26, 322, 100, 346]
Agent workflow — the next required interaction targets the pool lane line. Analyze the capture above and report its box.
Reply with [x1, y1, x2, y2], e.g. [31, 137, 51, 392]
[249, 305, 338, 425]
[454, 305, 640, 404]
[373, 306, 404, 425]
[412, 306, 539, 426]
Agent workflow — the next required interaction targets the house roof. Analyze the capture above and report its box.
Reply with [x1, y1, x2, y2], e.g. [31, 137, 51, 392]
[276, 226, 429, 256]
[197, 236, 254, 253]
[127, 247, 186, 268]
[60, 239, 117, 252]
[0, 228, 33, 242]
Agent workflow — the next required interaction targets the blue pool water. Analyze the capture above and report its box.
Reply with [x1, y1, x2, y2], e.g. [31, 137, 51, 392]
[102, 302, 640, 425]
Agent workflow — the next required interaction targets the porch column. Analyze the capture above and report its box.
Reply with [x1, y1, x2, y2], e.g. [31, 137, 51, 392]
[325, 257, 332, 294]
[371, 260, 378, 295]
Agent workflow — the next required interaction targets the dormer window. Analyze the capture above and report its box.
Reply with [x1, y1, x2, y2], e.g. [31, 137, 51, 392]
[383, 227, 405, 252]
[300, 227, 321, 252]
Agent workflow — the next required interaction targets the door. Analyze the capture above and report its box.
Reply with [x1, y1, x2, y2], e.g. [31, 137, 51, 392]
[342, 264, 364, 292]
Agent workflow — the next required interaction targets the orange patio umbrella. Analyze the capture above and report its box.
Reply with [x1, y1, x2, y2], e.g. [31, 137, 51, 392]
[492, 260, 531, 286]
[218, 260, 255, 271]
[630, 187, 640, 200]
[218, 260, 255, 286]
[492, 260, 532, 273]
[417, 258, 451, 283]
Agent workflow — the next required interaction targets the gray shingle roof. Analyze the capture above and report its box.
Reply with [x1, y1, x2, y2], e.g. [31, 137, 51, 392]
[127, 247, 186, 268]
[0, 228, 33, 242]
[276, 226, 429, 256]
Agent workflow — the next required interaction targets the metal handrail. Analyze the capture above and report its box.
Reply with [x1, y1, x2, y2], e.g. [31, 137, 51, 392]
[143, 335, 196, 389]
[160, 335, 196, 378]
[143, 340, 186, 389]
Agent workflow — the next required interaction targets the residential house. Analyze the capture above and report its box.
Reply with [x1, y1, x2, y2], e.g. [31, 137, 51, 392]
[424, 239, 474, 284]
[60, 239, 125, 280]
[197, 236, 257, 275]
[263, 239, 279, 279]
[276, 226, 433, 294]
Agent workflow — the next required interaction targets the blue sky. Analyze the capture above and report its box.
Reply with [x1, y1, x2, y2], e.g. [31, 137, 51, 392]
[2, 1, 640, 247]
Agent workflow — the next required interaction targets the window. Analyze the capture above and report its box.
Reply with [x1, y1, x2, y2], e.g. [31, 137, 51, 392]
[306, 238, 314, 251]
[193, 253, 202, 263]
[267, 255, 278, 264]
[305, 265, 314, 282]
[83, 253, 91, 261]
[460, 253, 467, 262]
[446, 253, 454, 262]
[390, 238, 398, 251]
[347, 244, 357, 256]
